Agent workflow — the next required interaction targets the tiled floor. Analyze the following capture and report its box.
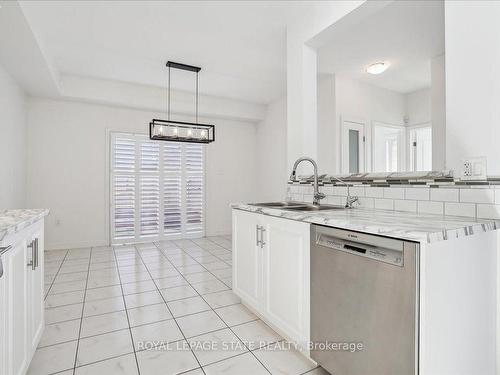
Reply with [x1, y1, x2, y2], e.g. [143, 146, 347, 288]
[28, 236, 327, 375]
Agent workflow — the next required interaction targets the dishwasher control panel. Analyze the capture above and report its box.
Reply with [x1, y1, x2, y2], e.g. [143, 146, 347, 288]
[316, 234, 404, 267]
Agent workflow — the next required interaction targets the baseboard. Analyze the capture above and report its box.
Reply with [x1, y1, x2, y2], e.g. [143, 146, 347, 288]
[46, 239, 109, 251]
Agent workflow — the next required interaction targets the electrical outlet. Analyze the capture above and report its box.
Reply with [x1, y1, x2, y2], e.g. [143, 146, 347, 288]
[461, 157, 487, 180]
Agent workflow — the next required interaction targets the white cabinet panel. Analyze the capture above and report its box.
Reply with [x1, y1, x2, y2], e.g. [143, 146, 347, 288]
[27, 225, 44, 353]
[7, 240, 29, 375]
[262, 216, 310, 346]
[232, 209, 310, 350]
[0, 219, 45, 375]
[232, 210, 263, 311]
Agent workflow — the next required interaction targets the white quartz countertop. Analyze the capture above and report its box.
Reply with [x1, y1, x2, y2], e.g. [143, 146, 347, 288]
[232, 204, 500, 243]
[0, 209, 50, 241]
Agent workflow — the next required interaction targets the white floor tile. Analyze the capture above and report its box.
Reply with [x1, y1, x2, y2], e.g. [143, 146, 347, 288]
[176, 310, 226, 338]
[154, 275, 189, 289]
[191, 279, 229, 295]
[253, 345, 316, 375]
[76, 329, 133, 366]
[136, 341, 199, 375]
[184, 271, 217, 284]
[83, 296, 125, 317]
[189, 328, 247, 366]
[54, 271, 88, 283]
[203, 352, 268, 375]
[160, 285, 198, 302]
[203, 290, 240, 309]
[45, 290, 85, 308]
[167, 296, 211, 317]
[38, 319, 81, 347]
[121, 279, 157, 295]
[80, 310, 129, 338]
[127, 303, 172, 327]
[75, 353, 139, 375]
[27, 340, 78, 375]
[149, 268, 181, 279]
[131, 319, 183, 351]
[231, 320, 282, 350]
[124, 290, 163, 309]
[85, 285, 123, 301]
[215, 304, 257, 327]
[45, 303, 83, 324]
[202, 261, 230, 271]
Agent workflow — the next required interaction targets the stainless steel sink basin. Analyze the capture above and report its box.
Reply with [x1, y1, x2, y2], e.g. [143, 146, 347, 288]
[251, 201, 306, 208]
[282, 204, 346, 211]
[250, 202, 345, 211]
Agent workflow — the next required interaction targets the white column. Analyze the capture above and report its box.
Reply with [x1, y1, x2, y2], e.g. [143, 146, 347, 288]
[445, 1, 500, 175]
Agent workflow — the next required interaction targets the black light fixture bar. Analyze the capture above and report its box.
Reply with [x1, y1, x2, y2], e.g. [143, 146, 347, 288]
[166, 61, 201, 73]
[150, 61, 215, 143]
[150, 119, 215, 144]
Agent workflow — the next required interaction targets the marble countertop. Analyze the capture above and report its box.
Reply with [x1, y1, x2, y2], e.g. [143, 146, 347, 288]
[232, 204, 500, 243]
[0, 209, 50, 242]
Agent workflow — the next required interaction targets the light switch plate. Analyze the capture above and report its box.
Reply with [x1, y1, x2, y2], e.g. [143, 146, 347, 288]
[461, 156, 487, 180]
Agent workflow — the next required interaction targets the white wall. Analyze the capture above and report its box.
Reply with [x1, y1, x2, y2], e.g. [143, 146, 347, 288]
[317, 75, 337, 173]
[286, 1, 365, 170]
[445, 1, 500, 175]
[26, 98, 257, 249]
[256, 96, 288, 202]
[0, 63, 27, 209]
[431, 54, 446, 171]
[406, 88, 431, 126]
[335, 75, 406, 173]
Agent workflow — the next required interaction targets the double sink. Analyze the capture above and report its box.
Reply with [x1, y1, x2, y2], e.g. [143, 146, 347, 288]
[251, 201, 345, 211]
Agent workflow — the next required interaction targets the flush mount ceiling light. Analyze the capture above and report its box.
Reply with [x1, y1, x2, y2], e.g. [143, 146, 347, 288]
[150, 61, 215, 143]
[366, 62, 390, 75]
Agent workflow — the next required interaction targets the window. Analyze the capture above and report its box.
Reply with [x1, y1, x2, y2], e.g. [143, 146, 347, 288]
[110, 133, 205, 244]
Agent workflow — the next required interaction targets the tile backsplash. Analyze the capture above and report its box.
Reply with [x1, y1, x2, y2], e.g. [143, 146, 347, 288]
[286, 184, 500, 220]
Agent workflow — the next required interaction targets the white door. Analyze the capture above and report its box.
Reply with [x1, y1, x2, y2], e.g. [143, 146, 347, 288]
[408, 125, 432, 171]
[372, 122, 405, 172]
[232, 210, 263, 311]
[342, 120, 365, 174]
[27, 226, 44, 353]
[262, 216, 310, 346]
[6, 240, 28, 375]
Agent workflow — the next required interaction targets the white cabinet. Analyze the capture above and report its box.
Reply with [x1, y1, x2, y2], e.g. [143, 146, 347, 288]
[27, 227, 44, 354]
[232, 210, 263, 311]
[232, 209, 310, 348]
[0, 220, 45, 375]
[262, 215, 310, 347]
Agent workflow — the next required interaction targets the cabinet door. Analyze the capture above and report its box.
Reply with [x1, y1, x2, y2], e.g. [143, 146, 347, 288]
[27, 226, 45, 353]
[262, 216, 310, 346]
[232, 210, 263, 310]
[6, 240, 29, 375]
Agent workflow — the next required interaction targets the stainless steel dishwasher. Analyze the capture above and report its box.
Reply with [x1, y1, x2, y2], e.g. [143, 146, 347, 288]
[311, 225, 419, 375]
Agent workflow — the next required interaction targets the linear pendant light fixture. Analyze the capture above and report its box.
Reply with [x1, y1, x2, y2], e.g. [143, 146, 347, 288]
[150, 61, 215, 143]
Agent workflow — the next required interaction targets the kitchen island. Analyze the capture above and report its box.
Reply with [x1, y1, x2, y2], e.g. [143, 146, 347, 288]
[232, 204, 498, 375]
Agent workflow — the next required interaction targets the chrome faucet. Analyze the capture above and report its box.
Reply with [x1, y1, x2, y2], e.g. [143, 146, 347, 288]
[331, 176, 359, 209]
[289, 157, 325, 205]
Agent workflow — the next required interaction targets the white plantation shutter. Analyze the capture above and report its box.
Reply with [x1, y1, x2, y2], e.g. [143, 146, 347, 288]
[185, 144, 204, 234]
[111, 137, 136, 241]
[110, 133, 205, 244]
[163, 143, 182, 235]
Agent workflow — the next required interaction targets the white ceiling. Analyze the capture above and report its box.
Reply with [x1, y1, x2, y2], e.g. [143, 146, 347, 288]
[317, 0, 444, 94]
[19, 0, 323, 104]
